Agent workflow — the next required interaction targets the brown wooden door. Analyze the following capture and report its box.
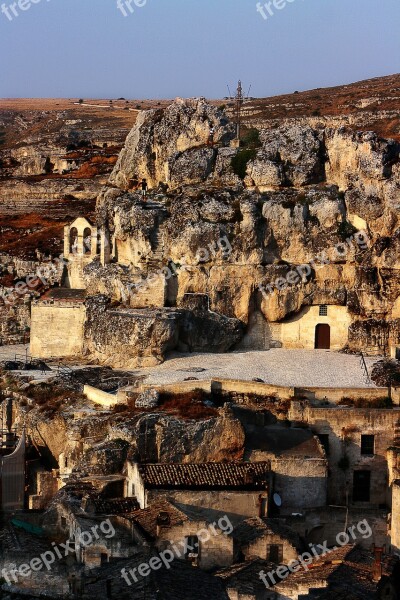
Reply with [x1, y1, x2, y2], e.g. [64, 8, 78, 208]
[315, 324, 330, 349]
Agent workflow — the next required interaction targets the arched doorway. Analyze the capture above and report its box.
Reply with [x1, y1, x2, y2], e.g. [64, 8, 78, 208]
[315, 324, 330, 349]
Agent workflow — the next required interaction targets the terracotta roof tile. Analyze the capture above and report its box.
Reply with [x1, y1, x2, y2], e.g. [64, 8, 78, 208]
[138, 462, 271, 490]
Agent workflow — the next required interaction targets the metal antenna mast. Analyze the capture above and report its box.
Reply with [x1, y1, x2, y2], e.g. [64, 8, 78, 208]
[226, 80, 251, 146]
[235, 80, 244, 142]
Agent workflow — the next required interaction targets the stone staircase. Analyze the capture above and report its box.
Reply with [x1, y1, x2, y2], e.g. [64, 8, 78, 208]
[141, 199, 169, 270]
[148, 227, 165, 267]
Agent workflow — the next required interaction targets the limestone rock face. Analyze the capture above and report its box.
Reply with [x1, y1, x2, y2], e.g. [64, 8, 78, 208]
[178, 309, 244, 353]
[109, 98, 236, 189]
[82, 99, 400, 356]
[154, 411, 245, 463]
[82, 295, 244, 368]
[246, 125, 325, 189]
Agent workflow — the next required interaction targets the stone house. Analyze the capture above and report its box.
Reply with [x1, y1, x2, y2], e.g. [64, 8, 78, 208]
[42, 483, 138, 569]
[270, 304, 352, 351]
[124, 499, 234, 571]
[289, 401, 400, 508]
[246, 426, 328, 514]
[232, 517, 302, 564]
[30, 288, 86, 358]
[126, 461, 271, 519]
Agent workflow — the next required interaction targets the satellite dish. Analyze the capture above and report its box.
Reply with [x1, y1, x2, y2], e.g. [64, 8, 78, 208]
[273, 493, 282, 507]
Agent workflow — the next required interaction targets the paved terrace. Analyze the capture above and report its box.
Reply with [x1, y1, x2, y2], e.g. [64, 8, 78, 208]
[0, 345, 381, 389]
[136, 349, 380, 389]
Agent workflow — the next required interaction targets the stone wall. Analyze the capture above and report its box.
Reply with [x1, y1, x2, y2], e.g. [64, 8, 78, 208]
[270, 457, 327, 514]
[285, 506, 389, 549]
[290, 402, 400, 507]
[391, 481, 400, 555]
[240, 531, 298, 564]
[157, 520, 233, 571]
[147, 490, 269, 521]
[0, 299, 30, 345]
[272, 305, 352, 350]
[84, 384, 124, 408]
[29, 470, 60, 510]
[30, 301, 85, 358]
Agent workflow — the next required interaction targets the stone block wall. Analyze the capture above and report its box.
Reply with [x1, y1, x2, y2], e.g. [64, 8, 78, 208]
[241, 533, 298, 564]
[147, 490, 269, 521]
[30, 301, 85, 358]
[29, 470, 59, 510]
[271, 458, 327, 514]
[391, 481, 400, 555]
[272, 305, 352, 350]
[157, 520, 233, 571]
[290, 404, 400, 507]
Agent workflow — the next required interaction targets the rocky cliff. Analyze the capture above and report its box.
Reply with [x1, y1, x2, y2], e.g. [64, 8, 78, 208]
[86, 95, 400, 355]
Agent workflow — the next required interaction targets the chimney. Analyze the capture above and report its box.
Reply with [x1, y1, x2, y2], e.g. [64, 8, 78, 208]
[372, 545, 384, 582]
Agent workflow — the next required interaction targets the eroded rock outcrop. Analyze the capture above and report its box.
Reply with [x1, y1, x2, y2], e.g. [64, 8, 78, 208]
[94, 98, 400, 355]
[109, 98, 236, 189]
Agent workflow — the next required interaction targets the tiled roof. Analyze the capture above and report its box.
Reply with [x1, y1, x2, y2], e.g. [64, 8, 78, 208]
[233, 517, 302, 550]
[91, 497, 139, 514]
[216, 558, 276, 595]
[76, 552, 230, 600]
[274, 545, 392, 597]
[138, 462, 271, 490]
[125, 500, 189, 539]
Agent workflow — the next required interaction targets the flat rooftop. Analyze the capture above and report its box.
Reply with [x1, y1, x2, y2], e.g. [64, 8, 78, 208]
[39, 288, 86, 301]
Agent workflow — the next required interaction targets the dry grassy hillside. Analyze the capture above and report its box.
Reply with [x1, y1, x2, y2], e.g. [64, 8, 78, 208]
[0, 75, 399, 258]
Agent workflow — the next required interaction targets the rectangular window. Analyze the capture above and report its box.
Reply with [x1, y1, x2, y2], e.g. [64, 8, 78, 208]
[353, 470, 371, 502]
[267, 544, 283, 563]
[361, 435, 375, 456]
[317, 433, 330, 455]
[319, 305, 328, 316]
[185, 535, 200, 560]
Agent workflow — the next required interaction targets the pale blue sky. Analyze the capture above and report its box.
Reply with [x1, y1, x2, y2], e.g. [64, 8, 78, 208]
[1, 0, 399, 98]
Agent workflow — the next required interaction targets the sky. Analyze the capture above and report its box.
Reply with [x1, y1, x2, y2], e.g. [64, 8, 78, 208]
[1, 0, 399, 99]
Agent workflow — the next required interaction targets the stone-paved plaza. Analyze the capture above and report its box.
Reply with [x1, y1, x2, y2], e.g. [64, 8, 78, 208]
[137, 349, 380, 389]
[0, 345, 381, 389]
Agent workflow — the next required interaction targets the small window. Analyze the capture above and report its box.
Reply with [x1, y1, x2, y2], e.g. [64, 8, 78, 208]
[361, 435, 375, 455]
[267, 544, 283, 563]
[317, 434, 330, 456]
[319, 305, 328, 316]
[185, 535, 199, 560]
